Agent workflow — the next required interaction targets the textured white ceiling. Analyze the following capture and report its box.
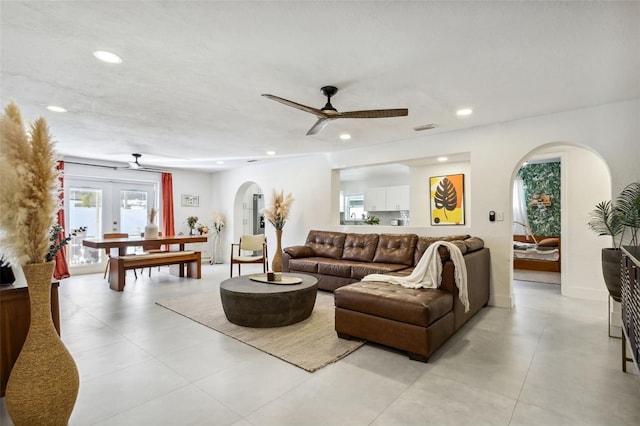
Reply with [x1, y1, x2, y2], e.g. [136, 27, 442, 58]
[1, 1, 638, 171]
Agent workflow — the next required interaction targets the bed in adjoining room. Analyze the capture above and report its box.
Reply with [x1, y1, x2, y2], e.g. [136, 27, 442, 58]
[513, 235, 561, 273]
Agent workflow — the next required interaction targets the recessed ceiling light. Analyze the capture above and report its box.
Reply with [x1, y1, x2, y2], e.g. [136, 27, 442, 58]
[456, 108, 473, 116]
[437, 157, 448, 162]
[339, 133, 351, 141]
[266, 151, 276, 156]
[216, 160, 224, 165]
[46, 105, 67, 112]
[93, 50, 123, 64]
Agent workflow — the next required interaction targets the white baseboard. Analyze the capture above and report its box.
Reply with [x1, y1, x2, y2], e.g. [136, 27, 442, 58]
[562, 286, 608, 301]
[490, 293, 514, 308]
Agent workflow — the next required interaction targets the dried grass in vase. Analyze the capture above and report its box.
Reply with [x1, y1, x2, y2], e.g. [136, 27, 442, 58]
[261, 189, 294, 230]
[0, 101, 60, 265]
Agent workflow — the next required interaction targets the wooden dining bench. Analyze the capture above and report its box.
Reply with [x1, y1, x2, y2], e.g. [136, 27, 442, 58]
[108, 251, 201, 291]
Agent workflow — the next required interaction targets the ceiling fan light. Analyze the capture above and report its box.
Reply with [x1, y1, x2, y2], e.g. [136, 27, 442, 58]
[321, 102, 338, 115]
[128, 161, 140, 169]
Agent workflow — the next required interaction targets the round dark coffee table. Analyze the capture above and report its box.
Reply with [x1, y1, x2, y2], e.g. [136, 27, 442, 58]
[219, 273, 318, 328]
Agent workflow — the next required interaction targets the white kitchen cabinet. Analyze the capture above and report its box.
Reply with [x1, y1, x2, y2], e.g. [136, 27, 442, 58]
[385, 185, 409, 210]
[364, 186, 409, 211]
[364, 187, 386, 212]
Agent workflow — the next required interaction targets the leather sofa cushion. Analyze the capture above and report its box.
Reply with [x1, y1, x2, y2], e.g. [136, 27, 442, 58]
[307, 258, 407, 278]
[289, 256, 410, 279]
[305, 230, 346, 259]
[351, 263, 408, 279]
[341, 233, 379, 262]
[414, 235, 471, 265]
[317, 259, 352, 277]
[288, 257, 321, 273]
[335, 281, 453, 327]
[283, 245, 314, 258]
[464, 236, 485, 252]
[372, 234, 417, 266]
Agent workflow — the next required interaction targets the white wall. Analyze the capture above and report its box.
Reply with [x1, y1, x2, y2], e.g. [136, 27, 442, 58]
[211, 156, 333, 262]
[171, 170, 214, 235]
[560, 146, 612, 299]
[212, 99, 640, 308]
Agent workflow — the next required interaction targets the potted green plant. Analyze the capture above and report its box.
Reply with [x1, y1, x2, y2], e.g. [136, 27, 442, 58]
[363, 215, 380, 225]
[588, 182, 640, 301]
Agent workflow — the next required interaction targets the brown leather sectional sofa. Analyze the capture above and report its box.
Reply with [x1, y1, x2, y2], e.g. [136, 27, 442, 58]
[282, 230, 491, 361]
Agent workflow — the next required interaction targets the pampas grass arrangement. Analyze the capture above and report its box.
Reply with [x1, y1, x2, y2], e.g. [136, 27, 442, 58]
[262, 189, 294, 230]
[149, 207, 157, 224]
[0, 100, 60, 266]
[212, 212, 225, 233]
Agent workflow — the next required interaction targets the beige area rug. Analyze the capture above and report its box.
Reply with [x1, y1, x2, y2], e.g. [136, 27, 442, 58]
[514, 269, 561, 284]
[156, 291, 364, 372]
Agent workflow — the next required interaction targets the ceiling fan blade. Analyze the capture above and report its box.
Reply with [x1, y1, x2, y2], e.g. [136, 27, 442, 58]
[338, 108, 408, 119]
[306, 118, 330, 136]
[262, 94, 327, 118]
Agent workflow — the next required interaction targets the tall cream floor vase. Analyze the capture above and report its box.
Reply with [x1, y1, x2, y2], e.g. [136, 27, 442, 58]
[6, 262, 79, 425]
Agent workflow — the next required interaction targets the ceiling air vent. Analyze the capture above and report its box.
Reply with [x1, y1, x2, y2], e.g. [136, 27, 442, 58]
[413, 124, 437, 132]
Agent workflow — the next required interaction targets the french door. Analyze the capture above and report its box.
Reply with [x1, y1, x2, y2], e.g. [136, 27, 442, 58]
[65, 179, 157, 271]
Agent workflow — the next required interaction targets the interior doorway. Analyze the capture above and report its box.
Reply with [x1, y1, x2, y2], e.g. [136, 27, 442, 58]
[512, 155, 562, 286]
[233, 182, 264, 242]
[510, 144, 612, 300]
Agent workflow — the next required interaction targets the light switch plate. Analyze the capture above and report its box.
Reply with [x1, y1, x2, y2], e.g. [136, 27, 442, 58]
[496, 211, 504, 221]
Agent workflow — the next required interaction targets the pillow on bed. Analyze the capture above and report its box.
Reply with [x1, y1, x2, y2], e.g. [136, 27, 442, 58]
[537, 237, 559, 248]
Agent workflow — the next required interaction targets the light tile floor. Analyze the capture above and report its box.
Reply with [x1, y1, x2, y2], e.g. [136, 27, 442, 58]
[2, 264, 639, 425]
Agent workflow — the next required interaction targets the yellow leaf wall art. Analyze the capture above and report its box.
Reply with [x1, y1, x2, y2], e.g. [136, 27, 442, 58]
[430, 173, 465, 225]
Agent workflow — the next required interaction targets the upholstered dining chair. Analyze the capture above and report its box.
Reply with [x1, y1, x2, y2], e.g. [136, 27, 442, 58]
[230, 234, 268, 277]
[103, 233, 136, 279]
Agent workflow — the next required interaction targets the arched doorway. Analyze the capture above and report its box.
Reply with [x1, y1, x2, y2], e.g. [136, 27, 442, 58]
[510, 143, 612, 301]
[232, 182, 264, 243]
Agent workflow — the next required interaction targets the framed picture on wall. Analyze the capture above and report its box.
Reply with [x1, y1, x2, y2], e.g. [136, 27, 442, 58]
[429, 173, 465, 225]
[181, 194, 200, 207]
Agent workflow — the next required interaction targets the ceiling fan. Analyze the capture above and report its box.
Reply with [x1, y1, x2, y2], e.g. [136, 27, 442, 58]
[262, 86, 408, 136]
[124, 153, 163, 172]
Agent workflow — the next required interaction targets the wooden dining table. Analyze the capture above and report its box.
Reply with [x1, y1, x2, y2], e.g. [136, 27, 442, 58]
[83, 234, 209, 290]
[82, 234, 208, 256]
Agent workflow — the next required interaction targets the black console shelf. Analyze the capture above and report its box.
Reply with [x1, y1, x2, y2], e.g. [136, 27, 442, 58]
[621, 246, 640, 376]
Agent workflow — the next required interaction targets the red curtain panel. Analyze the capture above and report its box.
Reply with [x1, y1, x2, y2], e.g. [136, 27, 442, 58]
[54, 161, 71, 279]
[162, 172, 175, 239]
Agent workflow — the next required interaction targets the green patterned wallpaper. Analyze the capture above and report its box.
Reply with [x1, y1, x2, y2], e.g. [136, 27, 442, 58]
[517, 161, 561, 236]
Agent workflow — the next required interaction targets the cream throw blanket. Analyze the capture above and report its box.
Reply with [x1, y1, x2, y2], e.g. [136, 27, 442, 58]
[361, 241, 469, 312]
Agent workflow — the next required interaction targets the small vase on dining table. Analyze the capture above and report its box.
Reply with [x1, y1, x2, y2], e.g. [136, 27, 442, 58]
[144, 222, 159, 239]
